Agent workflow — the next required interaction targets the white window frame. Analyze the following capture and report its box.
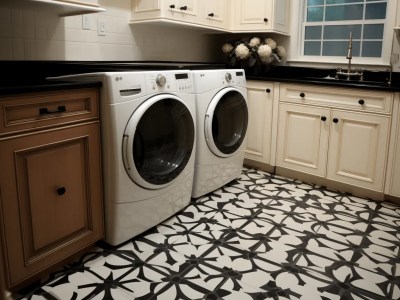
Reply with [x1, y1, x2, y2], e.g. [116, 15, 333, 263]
[288, 0, 398, 67]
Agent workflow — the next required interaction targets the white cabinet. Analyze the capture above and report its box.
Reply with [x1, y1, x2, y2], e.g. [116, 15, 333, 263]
[245, 81, 275, 165]
[277, 83, 392, 192]
[233, 0, 290, 34]
[131, 0, 227, 29]
[0, 0, 105, 16]
[385, 94, 400, 197]
[202, 0, 228, 29]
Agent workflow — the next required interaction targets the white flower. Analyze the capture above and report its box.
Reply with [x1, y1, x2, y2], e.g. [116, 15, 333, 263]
[276, 45, 287, 60]
[235, 43, 250, 60]
[265, 38, 277, 50]
[222, 43, 234, 54]
[249, 37, 261, 48]
[257, 44, 272, 62]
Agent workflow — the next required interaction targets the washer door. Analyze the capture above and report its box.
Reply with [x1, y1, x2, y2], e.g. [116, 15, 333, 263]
[205, 87, 248, 158]
[123, 94, 195, 189]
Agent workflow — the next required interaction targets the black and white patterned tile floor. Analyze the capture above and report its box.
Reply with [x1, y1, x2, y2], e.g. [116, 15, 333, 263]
[18, 168, 400, 300]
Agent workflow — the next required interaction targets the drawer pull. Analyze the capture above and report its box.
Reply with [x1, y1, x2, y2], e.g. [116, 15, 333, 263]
[266, 88, 271, 93]
[333, 118, 339, 123]
[180, 5, 187, 10]
[358, 99, 365, 105]
[264, 18, 268, 22]
[321, 116, 327, 121]
[39, 105, 66, 115]
[169, 4, 175, 9]
[208, 12, 214, 17]
[57, 187, 66, 196]
[300, 92, 305, 98]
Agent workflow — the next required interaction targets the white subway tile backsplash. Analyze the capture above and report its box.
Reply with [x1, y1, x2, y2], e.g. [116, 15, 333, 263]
[0, 8, 10, 24]
[0, 0, 214, 61]
[0, 38, 12, 59]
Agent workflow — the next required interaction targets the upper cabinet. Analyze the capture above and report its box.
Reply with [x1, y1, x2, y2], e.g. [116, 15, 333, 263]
[131, 0, 288, 34]
[0, 0, 105, 17]
[233, 0, 290, 34]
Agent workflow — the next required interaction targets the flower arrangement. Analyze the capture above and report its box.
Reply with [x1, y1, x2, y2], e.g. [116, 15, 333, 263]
[222, 37, 287, 74]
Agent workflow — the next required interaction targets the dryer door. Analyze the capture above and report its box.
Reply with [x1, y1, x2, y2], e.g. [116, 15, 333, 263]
[123, 94, 195, 189]
[205, 87, 248, 157]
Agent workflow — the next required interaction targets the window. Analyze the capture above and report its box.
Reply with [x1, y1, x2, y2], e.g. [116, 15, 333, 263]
[295, 0, 397, 65]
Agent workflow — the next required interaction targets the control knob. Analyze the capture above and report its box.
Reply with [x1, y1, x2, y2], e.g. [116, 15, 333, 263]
[225, 73, 232, 82]
[156, 74, 167, 87]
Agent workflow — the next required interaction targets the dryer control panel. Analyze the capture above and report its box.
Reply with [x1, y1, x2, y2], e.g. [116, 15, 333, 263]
[147, 72, 193, 93]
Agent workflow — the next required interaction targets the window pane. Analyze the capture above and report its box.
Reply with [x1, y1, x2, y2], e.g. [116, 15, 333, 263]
[305, 26, 322, 39]
[362, 41, 382, 57]
[363, 24, 384, 39]
[325, 4, 363, 21]
[326, 0, 363, 4]
[322, 41, 360, 56]
[304, 41, 321, 55]
[307, 7, 324, 21]
[307, 0, 324, 5]
[324, 25, 361, 39]
[365, 3, 387, 19]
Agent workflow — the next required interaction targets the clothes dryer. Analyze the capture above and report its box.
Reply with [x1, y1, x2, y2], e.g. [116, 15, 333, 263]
[55, 70, 196, 245]
[191, 69, 248, 198]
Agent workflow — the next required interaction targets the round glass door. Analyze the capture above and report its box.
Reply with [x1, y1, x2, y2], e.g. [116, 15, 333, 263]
[123, 95, 195, 189]
[205, 88, 248, 157]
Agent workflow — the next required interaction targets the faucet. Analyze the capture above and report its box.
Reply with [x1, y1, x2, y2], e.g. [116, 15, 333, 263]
[346, 32, 353, 80]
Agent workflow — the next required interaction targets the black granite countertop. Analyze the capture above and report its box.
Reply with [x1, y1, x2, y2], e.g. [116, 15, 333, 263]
[1, 61, 399, 95]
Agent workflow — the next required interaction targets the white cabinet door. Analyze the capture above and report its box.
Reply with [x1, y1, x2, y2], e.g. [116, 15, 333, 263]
[327, 110, 390, 191]
[165, 0, 200, 23]
[276, 103, 330, 177]
[233, 0, 289, 33]
[202, 0, 227, 28]
[245, 82, 274, 165]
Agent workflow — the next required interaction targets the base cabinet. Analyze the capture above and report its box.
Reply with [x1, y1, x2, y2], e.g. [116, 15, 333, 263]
[277, 84, 392, 192]
[245, 81, 274, 165]
[0, 89, 103, 289]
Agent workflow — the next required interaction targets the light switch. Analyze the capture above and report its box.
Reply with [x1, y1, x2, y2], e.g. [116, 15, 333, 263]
[98, 20, 106, 36]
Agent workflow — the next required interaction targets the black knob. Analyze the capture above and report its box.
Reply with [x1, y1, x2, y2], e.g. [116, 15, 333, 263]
[57, 187, 66, 196]
[358, 99, 365, 105]
[169, 4, 175, 9]
[333, 118, 339, 123]
[321, 116, 327, 121]
[208, 12, 214, 17]
[266, 88, 271, 93]
[300, 92, 305, 98]
[180, 5, 187, 10]
[264, 18, 268, 22]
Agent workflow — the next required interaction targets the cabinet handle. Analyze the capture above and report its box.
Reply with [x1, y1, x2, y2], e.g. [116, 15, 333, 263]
[266, 88, 271, 93]
[358, 99, 365, 105]
[39, 105, 66, 115]
[321, 116, 327, 121]
[57, 187, 66, 196]
[180, 5, 187, 10]
[208, 12, 214, 17]
[169, 4, 175, 9]
[300, 92, 305, 98]
[333, 118, 339, 123]
[264, 18, 268, 22]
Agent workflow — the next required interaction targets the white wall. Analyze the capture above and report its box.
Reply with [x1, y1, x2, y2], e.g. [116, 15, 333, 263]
[0, 0, 219, 62]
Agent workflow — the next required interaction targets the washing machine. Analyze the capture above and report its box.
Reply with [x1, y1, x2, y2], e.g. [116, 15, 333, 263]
[55, 70, 196, 245]
[191, 69, 248, 198]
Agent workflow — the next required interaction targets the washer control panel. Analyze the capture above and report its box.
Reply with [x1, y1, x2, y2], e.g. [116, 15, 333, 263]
[148, 72, 193, 93]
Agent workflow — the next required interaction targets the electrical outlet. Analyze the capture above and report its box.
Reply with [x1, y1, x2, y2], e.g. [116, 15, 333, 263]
[82, 15, 91, 30]
[97, 20, 106, 36]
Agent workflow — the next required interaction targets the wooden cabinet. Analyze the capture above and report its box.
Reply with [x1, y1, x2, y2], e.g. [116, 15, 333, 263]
[202, 0, 227, 29]
[0, 88, 103, 289]
[245, 81, 275, 165]
[233, 0, 290, 34]
[277, 83, 392, 192]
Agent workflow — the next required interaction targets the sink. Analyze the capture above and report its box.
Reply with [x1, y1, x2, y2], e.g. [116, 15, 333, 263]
[304, 76, 388, 87]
